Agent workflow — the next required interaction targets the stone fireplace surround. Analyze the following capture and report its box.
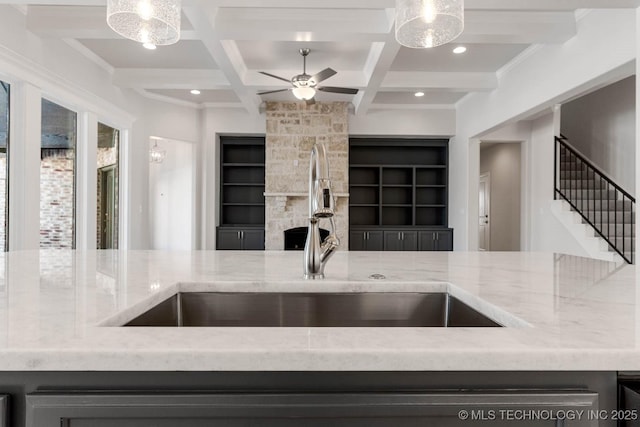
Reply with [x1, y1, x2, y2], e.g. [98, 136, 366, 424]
[264, 101, 349, 250]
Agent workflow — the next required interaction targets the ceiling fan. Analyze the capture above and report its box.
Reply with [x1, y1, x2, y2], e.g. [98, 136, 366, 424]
[257, 48, 359, 104]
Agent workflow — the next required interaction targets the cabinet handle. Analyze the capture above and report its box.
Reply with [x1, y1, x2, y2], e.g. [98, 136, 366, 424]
[436, 233, 439, 241]
[241, 231, 244, 239]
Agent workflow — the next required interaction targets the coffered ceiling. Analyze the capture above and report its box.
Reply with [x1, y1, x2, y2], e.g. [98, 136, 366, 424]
[3, 0, 640, 115]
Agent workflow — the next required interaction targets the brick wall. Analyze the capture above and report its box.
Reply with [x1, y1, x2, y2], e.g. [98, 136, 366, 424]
[264, 101, 349, 250]
[40, 152, 74, 248]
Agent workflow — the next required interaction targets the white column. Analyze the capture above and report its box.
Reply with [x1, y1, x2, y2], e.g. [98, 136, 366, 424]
[8, 82, 41, 250]
[75, 112, 98, 250]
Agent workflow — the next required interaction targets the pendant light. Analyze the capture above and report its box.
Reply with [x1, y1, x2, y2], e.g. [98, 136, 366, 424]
[395, 0, 464, 48]
[107, 0, 181, 46]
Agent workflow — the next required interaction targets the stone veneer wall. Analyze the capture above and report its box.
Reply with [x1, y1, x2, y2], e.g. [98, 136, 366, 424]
[265, 102, 349, 250]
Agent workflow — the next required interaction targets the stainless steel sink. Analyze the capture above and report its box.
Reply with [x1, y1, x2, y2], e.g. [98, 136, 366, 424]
[124, 292, 502, 327]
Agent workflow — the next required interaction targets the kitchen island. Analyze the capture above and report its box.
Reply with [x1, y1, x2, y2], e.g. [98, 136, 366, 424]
[0, 250, 636, 426]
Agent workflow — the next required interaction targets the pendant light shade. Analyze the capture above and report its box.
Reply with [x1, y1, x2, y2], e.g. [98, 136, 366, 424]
[107, 0, 182, 46]
[395, 0, 464, 48]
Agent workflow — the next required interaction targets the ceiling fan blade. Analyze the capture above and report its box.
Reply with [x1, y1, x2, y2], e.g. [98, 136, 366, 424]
[318, 86, 359, 95]
[305, 98, 316, 106]
[257, 89, 291, 95]
[310, 68, 337, 84]
[259, 71, 292, 84]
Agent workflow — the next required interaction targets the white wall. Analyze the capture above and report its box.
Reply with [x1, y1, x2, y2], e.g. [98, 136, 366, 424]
[454, 8, 636, 251]
[528, 113, 590, 256]
[561, 76, 636, 195]
[349, 108, 455, 137]
[479, 143, 521, 251]
[149, 138, 195, 250]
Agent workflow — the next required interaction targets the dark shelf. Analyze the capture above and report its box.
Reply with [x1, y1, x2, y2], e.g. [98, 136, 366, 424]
[220, 136, 265, 229]
[349, 138, 449, 230]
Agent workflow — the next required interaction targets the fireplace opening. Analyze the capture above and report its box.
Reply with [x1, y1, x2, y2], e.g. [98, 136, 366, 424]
[284, 227, 330, 250]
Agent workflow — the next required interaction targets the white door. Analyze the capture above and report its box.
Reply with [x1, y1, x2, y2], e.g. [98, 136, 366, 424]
[149, 138, 194, 250]
[479, 173, 490, 251]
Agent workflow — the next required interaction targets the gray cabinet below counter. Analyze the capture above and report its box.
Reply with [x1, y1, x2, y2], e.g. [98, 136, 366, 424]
[350, 228, 452, 251]
[217, 227, 265, 250]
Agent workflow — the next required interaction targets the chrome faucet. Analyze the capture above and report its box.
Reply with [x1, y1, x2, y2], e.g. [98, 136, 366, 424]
[303, 143, 340, 279]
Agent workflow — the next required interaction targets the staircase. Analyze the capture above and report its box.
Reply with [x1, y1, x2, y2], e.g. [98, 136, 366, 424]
[555, 136, 635, 264]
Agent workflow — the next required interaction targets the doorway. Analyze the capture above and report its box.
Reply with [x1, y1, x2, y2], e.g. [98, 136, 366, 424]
[478, 173, 490, 251]
[479, 142, 522, 251]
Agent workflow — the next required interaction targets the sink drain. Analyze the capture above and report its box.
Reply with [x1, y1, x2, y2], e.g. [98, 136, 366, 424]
[368, 273, 386, 280]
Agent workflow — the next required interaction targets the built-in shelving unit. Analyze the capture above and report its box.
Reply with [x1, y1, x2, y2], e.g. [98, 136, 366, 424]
[349, 138, 452, 251]
[217, 136, 265, 250]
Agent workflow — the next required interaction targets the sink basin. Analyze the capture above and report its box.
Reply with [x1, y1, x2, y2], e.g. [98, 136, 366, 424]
[124, 292, 502, 327]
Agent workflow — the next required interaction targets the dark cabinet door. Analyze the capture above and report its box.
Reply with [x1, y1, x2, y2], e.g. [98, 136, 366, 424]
[350, 230, 383, 251]
[241, 229, 265, 250]
[384, 231, 417, 251]
[366, 230, 384, 250]
[418, 231, 437, 251]
[217, 229, 243, 250]
[419, 230, 453, 251]
[435, 230, 453, 251]
[349, 231, 367, 250]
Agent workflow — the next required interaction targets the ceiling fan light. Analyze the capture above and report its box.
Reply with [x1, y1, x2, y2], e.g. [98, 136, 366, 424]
[107, 0, 182, 46]
[395, 0, 464, 49]
[292, 86, 316, 100]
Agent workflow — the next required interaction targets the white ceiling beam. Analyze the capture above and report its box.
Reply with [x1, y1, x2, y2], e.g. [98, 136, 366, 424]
[459, 11, 576, 44]
[1, 0, 638, 9]
[212, 7, 390, 42]
[182, 4, 261, 115]
[2, 0, 638, 9]
[113, 69, 229, 89]
[26, 7, 575, 45]
[352, 34, 402, 116]
[381, 72, 498, 92]
[26, 6, 199, 39]
[214, 10, 575, 44]
[464, 0, 640, 10]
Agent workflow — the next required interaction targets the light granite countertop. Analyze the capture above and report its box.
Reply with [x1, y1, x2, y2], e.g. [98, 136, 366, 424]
[0, 250, 636, 371]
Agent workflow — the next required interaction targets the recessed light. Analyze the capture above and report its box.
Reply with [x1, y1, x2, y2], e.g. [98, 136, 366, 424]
[414, 92, 425, 97]
[142, 43, 157, 50]
[453, 46, 467, 54]
[190, 89, 201, 95]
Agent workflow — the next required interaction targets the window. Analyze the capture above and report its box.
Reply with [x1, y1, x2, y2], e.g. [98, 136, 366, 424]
[40, 99, 76, 249]
[97, 123, 119, 249]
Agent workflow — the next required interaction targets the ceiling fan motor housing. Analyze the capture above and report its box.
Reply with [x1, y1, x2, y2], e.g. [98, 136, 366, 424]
[292, 74, 315, 88]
